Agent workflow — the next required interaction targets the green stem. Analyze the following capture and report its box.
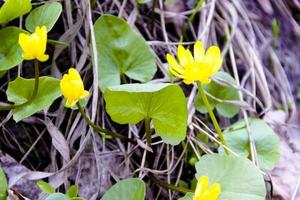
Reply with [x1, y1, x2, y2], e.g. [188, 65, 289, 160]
[145, 117, 151, 147]
[197, 82, 230, 155]
[151, 0, 157, 30]
[181, 0, 205, 40]
[0, 59, 40, 110]
[150, 174, 193, 194]
[76, 103, 135, 144]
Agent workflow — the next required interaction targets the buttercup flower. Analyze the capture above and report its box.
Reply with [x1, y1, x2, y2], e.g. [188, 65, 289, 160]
[166, 41, 223, 84]
[193, 176, 221, 200]
[60, 68, 89, 107]
[18, 26, 49, 62]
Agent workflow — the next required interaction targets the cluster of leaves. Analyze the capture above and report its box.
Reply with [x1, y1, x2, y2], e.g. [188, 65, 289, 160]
[37, 181, 83, 200]
[0, 1, 281, 200]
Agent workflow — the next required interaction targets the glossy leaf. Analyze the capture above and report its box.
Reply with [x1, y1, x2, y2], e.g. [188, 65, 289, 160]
[195, 154, 266, 200]
[6, 76, 62, 122]
[104, 83, 188, 145]
[0, 167, 7, 200]
[178, 193, 193, 200]
[94, 15, 156, 91]
[0, 27, 27, 71]
[36, 180, 55, 194]
[67, 185, 78, 198]
[220, 118, 280, 170]
[25, 2, 62, 32]
[101, 178, 145, 200]
[195, 71, 240, 118]
[0, 0, 31, 24]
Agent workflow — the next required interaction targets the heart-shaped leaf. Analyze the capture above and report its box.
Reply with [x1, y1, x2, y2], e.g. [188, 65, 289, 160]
[195, 71, 240, 118]
[0, 167, 7, 200]
[25, 2, 62, 33]
[6, 76, 62, 122]
[104, 83, 188, 145]
[195, 154, 266, 200]
[0, 27, 27, 71]
[220, 118, 280, 170]
[0, 0, 31, 24]
[101, 178, 145, 200]
[94, 15, 157, 91]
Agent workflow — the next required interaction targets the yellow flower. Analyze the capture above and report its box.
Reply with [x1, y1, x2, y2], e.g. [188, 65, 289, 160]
[60, 68, 89, 107]
[193, 176, 221, 200]
[18, 26, 49, 62]
[166, 41, 223, 84]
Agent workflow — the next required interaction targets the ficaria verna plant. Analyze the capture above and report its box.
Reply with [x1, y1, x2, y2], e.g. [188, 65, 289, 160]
[167, 41, 229, 154]
[0, 2, 282, 200]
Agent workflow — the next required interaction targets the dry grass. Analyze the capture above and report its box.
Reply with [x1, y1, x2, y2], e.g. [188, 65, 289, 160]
[1, 0, 300, 199]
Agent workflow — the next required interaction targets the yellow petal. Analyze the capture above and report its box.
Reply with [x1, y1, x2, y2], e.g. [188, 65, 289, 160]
[212, 58, 223, 73]
[69, 68, 82, 79]
[183, 79, 194, 85]
[194, 176, 209, 199]
[178, 45, 190, 66]
[37, 54, 49, 62]
[194, 41, 205, 63]
[80, 90, 89, 99]
[185, 49, 194, 64]
[199, 77, 211, 84]
[170, 68, 184, 78]
[166, 53, 184, 74]
[204, 46, 222, 70]
[207, 183, 221, 200]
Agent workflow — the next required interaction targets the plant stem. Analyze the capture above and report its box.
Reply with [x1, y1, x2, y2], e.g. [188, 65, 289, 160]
[181, 0, 205, 40]
[197, 82, 230, 155]
[76, 103, 135, 144]
[145, 117, 151, 147]
[0, 59, 40, 110]
[150, 174, 193, 194]
[151, 0, 157, 30]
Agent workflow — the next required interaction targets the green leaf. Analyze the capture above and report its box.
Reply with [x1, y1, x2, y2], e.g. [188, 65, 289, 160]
[0, 167, 8, 200]
[94, 14, 156, 91]
[66, 185, 78, 198]
[45, 193, 70, 200]
[101, 178, 145, 200]
[0, 71, 6, 78]
[104, 83, 188, 145]
[195, 154, 266, 200]
[195, 71, 240, 118]
[136, 0, 151, 4]
[178, 193, 194, 200]
[25, 2, 62, 32]
[0, 27, 27, 71]
[36, 180, 55, 194]
[220, 118, 280, 170]
[0, 0, 31, 24]
[6, 76, 62, 122]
